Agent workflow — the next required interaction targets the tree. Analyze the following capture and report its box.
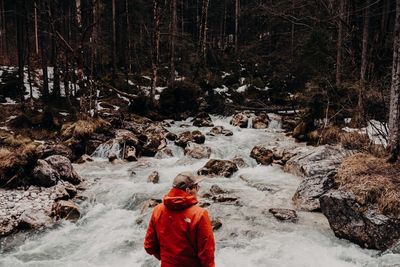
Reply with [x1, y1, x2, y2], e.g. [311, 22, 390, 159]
[170, 0, 177, 86]
[16, 0, 26, 100]
[356, 0, 371, 125]
[388, 0, 400, 163]
[336, 0, 346, 87]
[150, 0, 161, 105]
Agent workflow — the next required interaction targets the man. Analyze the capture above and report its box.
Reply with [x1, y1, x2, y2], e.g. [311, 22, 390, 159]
[144, 172, 215, 267]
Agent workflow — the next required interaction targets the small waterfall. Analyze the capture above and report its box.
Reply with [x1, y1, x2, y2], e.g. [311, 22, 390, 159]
[91, 139, 122, 159]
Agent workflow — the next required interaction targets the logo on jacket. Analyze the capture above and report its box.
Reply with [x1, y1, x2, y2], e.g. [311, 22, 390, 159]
[184, 218, 191, 223]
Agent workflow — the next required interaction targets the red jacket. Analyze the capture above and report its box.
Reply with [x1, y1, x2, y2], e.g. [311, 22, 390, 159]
[144, 188, 215, 267]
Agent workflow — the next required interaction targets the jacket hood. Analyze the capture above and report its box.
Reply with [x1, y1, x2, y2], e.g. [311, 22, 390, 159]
[163, 188, 198, 210]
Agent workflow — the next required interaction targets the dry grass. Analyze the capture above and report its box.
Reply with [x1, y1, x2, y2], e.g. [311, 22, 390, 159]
[340, 131, 370, 150]
[0, 148, 15, 169]
[61, 117, 110, 139]
[2, 134, 32, 147]
[319, 126, 342, 145]
[336, 153, 400, 217]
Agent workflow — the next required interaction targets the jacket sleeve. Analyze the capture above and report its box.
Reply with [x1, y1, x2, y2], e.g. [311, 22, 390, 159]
[197, 210, 216, 267]
[144, 209, 161, 260]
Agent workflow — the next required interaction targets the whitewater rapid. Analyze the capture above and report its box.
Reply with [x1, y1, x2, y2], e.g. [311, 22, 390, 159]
[1, 116, 399, 267]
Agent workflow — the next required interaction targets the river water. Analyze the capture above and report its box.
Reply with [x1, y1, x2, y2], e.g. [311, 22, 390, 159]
[1, 116, 399, 267]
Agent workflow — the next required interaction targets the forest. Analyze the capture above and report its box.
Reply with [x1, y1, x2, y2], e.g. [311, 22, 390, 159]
[1, 1, 400, 266]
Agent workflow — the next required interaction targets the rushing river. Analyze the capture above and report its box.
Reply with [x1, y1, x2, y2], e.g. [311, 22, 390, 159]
[1, 116, 400, 267]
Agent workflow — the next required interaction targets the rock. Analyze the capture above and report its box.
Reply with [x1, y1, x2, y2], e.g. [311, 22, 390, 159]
[198, 159, 238, 178]
[124, 146, 138, 161]
[175, 131, 206, 148]
[192, 130, 205, 144]
[212, 195, 238, 203]
[18, 209, 52, 230]
[269, 208, 298, 222]
[252, 113, 270, 129]
[230, 112, 248, 128]
[292, 122, 314, 142]
[147, 171, 160, 184]
[192, 113, 214, 127]
[293, 171, 336, 211]
[320, 190, 400, 251]
[52, 200, 81, 222]
[75, 154, 94, 164]
[36, 144, 73, 160]
[230, 157, 248, 168]
[283, 145, 352, 211]
[211, 218, 222, 231]
[115, 129, 140, 147]
[62, 182, 78, 198]
[45, 155, 82, 185]
[140, 199, 162, 214]
[250, 146, 274, 165]
[52, 183, 71, 200]
[142, 134, 167, 157]
[208, 126, 233, 136]
[184, 142, 211, 159]
[175, 131, 192, 148]
[155, 147, 174, 159]
[210, 184, 226, 194]
[31, 159, 59, 187]
[108, 153, 118, 162]
[284, 145, 350, 178]
[165, 132, 177, 141]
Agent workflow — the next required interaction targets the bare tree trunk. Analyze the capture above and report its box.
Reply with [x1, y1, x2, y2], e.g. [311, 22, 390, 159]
[112, 0, 117, 78]
[198, 0, 210, 63]
[235, 0, 240, 54]
[39, 0, 49, 97]
[336, 0, 345, 87]
[291, 0, 295, 63]
[170, 0, 177, 86]
[357, 0, 370, 125]
[126, 0, 132, 74]
[16, 0, 25, 100]
[50, 2, 60, 97]
[388, 0, 400, 162]
[34, 1, 39, 54]
[150, 0, 161, 105]
[0, 0, 8, 63]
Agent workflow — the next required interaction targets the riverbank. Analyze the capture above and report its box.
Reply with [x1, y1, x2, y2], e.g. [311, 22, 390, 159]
[1, 115, 399, 266]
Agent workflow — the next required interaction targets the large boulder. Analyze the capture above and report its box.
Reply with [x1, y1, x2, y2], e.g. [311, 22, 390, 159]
[184, 142, 211, 159]
[192, 112, 214, 127]
[250, 146, 274, 165]
[18, 209, 52, 230]
[175, 131, 206, 148]
[284, 145, 349, 178]
[285, 145, 351, 211]
[31, 159, 60, 187]
[252, 113, 270, 129]
[36, 144, 73, 161]
[230, 112, 249, 128]
[52, 200, 81, 222]
[45, 155, 82, 185]
[198, 159, 238, 177]
[293, 171, 336, 211]
[320, 190, 400, 251]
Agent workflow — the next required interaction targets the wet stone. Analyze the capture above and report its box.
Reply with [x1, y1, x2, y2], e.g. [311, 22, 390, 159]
[269, 208, 298, 222]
